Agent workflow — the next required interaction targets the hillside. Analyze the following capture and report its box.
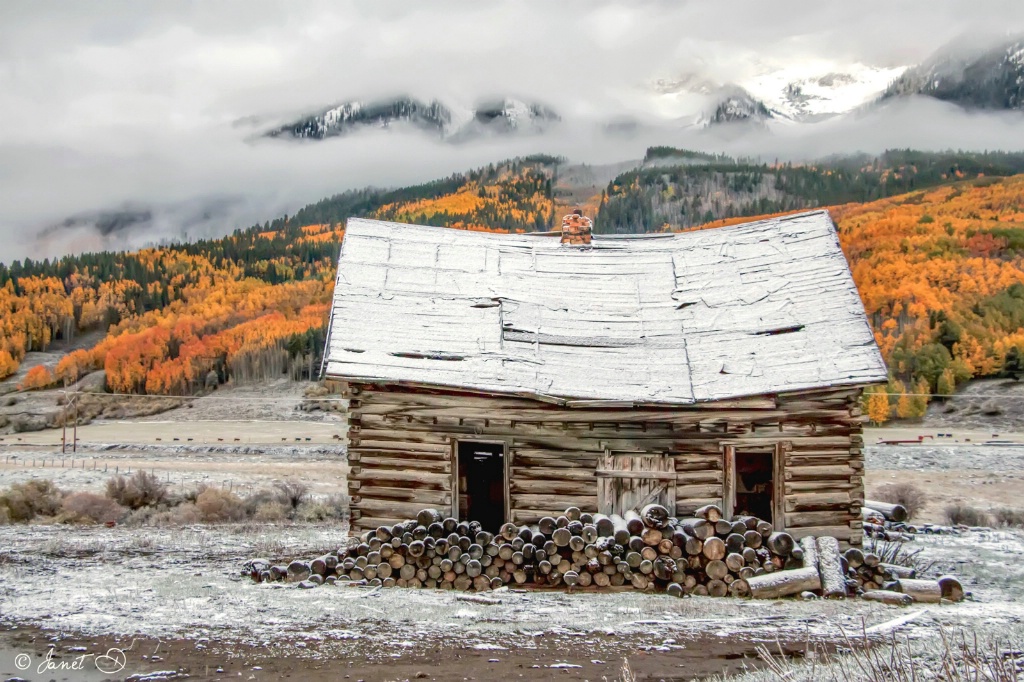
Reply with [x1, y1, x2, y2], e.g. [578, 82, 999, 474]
[2, 151, 1024, 427]
[0, 159, 559, 402]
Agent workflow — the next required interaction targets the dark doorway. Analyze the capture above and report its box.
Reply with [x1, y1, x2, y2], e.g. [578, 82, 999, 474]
[457, 441, 506, 532]
[734, 449, 774, 523]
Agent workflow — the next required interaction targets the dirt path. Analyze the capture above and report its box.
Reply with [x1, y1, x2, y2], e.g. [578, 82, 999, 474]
[0, 624, 814, 681]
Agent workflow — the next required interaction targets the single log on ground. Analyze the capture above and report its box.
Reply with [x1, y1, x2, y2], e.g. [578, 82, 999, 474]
[880, 563, 915, 579]
[895, 578, 942, 603]
[815, 536, 847, 600]
[641, 503, 671, 529]
[695, 504, 723, 522]
[861, 590, 913, 606]
[287, 561, 311, 583]
[747, 566, 822, 599]
[861, 507, 885, 522]
[766, 532, 795, 557]
[799, 536, 818, 570]
[863, 500, 909, 523]
[938, 575, 965, 602]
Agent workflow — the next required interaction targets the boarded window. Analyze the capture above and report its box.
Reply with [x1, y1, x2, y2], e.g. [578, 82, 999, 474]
[596, 453, 676, 516]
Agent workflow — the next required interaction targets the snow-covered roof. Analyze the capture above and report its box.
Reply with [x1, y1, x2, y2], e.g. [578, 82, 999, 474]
[324, 211, 886, 405]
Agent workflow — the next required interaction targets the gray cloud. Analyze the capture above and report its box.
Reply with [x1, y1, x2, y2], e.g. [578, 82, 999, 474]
[2, 1, 1024, 262]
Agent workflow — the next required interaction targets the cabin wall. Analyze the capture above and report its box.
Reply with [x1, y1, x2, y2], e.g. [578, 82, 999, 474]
[343, 383, 866, 546]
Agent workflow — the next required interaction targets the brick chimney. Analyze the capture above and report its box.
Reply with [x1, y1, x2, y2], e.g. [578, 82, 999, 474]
[560, 209, 593, 246]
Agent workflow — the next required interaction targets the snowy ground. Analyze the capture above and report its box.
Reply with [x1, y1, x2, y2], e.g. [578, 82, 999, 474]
[0, 523, 1021, 681]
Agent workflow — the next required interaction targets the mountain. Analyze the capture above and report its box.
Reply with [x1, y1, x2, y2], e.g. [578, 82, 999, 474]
[882, 37, 1024, 111]
[747, 64, 907, 121]
[265, 96, 558, 141]
[700, 88, 773, 126]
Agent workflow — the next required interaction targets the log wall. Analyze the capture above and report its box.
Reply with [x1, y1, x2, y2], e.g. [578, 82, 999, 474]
[343, 383, 866, 546]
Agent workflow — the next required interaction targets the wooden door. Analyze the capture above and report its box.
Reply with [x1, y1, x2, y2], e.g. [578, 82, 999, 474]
[596, 453, 676, 515]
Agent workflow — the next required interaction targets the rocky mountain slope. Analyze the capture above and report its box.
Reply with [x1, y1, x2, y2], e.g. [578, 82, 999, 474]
[265, 96, 559, 141]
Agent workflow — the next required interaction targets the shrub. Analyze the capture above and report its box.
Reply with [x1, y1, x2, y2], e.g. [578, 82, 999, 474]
[195, 487, 247, 523]
[945, 503, 991, 527]
[872, 482, 928, 520]
[150, 502, 202, 526]
[295, 495, 348, 522]
[993, 508, 1024, 528]
[105, 470, 168, 510]
[274, 480, 309, 511]
[18, 365, 55, 391]
[60, 492, 124, 524]
[0, 480, 65, 522]
[253, 502, 289, 522]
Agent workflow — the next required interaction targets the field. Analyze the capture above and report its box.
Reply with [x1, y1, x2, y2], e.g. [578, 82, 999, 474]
[2, 385, 1024, 680]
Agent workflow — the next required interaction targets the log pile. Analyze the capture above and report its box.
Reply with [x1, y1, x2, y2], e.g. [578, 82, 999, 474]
[862, 500, 963, 539]
[244, 504, 802, 596]
[243, 504, 963, 603]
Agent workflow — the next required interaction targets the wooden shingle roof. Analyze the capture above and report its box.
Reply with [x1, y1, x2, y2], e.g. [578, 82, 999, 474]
[324, 211, 886, 404]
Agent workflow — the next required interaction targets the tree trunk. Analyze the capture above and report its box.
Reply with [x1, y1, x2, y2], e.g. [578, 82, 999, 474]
[815, 536, 846, 599]
[747, 567, 822, 599]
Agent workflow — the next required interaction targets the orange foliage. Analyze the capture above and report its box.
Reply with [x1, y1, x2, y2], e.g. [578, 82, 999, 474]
[832, 176, 1024, 384]
[19, 365, 55, 390]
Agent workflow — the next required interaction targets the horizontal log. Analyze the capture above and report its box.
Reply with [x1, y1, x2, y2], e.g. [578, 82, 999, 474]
[785, 525, 854, 541]
[785, 465, 854, 481]
[511, 494, 597, 511]
[349, 438, 451, 453]
[349, 454, 452, 473]
[674, 470, 724, 485]
[510, 479, 595, 496]
[354, 498, 450, 518]
[510, 466, 595, 481]
[350, 485, 451, 506]
[675, 484, 723, 499]
[350, 468, 452, 488]
[785, 492, 854, 512]
[785, 511, 854, 528]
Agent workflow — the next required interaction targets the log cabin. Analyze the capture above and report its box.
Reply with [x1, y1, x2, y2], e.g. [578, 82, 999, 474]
[324, 210, 887, 545]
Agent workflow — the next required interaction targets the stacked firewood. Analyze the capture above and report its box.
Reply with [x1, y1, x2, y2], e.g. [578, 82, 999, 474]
[842, 547, 916, 592]
[244, 504, 804, 596]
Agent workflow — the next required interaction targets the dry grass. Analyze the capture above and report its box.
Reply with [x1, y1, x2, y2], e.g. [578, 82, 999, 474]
[60, 492, 125, 524]
[871, 482, 928, 520]
[748, 627, 1023, 682]
[106, 470, 168, 510]
[994, 508, 1024, 528]
[945, 503, 992, 527]
[0, 480, 64, 522]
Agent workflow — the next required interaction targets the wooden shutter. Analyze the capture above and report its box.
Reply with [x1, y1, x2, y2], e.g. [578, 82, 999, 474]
[596, 453, 676, 516]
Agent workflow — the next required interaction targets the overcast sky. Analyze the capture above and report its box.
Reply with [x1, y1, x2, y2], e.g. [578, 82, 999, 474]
[3, 1, 1024, 261]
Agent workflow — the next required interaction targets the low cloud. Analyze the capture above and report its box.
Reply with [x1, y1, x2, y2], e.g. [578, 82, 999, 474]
[2, 1, 1024, 261]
